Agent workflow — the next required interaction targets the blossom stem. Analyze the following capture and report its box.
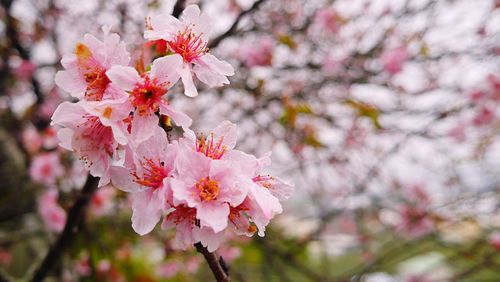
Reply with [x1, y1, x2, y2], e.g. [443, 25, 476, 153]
[31, 175, 99, 282]
[194, 242, 231, 282]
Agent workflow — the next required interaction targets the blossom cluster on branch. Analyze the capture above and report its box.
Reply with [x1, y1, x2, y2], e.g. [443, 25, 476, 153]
[50, 4, 292, 252]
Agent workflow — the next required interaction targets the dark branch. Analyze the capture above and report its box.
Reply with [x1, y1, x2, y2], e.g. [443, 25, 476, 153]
[194, 242, 231, 282]
[172, 0, 186, 18]
[31, 175, 99, 282]
[1, 0, 44, 106]
[208, 0, 267, 49]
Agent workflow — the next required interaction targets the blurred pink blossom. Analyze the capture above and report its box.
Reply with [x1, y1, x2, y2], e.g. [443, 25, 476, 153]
[218, 246, 241, 263]
[472, 105, 495, 127]
[90, 185, 116, 216]
[380, 46, 408, 75]
[38, 189, 67, 232]
[29, 152, 64, 186]
[13, 60, 36, 80]
[21, 125, 43, 154]
[0, 249, 11, 266]
[313, 8, 342, 34]
[239, 37, 274, 68]
[156, 261, 180, 278]
[489, 232, 500, 250]
[396, 204, 433, 238]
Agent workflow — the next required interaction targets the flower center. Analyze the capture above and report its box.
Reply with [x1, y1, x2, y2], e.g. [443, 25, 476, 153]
[196, 177, 220, 202]
[75, 43, 110, 101]
[196, 133, 226, 159]
[253, 175, 274, 189]
[167, 205, 197, 225]
[132, 158, 168, 189]
[167, 27, 208, 62]
[130, 76, 167, 115]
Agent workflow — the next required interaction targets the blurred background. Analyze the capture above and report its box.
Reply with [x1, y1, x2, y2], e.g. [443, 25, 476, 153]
[1, 0, 500, 281]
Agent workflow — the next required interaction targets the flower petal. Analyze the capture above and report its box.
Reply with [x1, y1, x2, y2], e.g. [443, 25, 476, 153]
[131, 189, 163, 235]
[177, 63, 198, 97]
[106, 66, 140, 91]
[196, 202, 229, 233]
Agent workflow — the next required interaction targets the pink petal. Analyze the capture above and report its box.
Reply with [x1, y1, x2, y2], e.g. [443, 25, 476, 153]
[212, 120, 237, 150]
[106, 66, 141, 91]
[109, 166, 141, 192]
[196, 202, 229, 233]
[131, 189, 163, 235]
[196, 227, 224, 252]
[221, 150, 258, 177]
[51, 102, 86, 128]
[54, 70, 86, 98]
[178, 63, 198, 97]
[150, 54, 182, 86]
[170, 178, 198, 207]
[130, 113, 159, 145]
[159, 103, 192, 127]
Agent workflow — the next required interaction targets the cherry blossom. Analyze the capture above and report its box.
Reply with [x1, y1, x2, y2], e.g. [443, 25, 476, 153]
[106, 54, 192, 143]
[51, 99, 129, 186]
[38, 189, 67, 232]
[110, 127, 176, 235]
[55, 26, 130, 101]
[29, 152, 64, 186]
[145, 5, 234, 97]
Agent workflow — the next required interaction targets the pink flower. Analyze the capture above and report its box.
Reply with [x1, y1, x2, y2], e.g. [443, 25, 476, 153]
[396, 204, 433, 238]
[90, 185, 116, 216]
[38, 189, 67, 232]
[29, 152, 64, 186]
[74, 254, 91, 277]
[380, 46, 408, 75]
[55, 26, 130, 101]
[489, 232, 500, 250]
[110, 127, 177, 235]
[472, 105, 495, 126]
[448, 122, 466, 142]
[13, 60, 36, 80]
[22, 125, 43, 154]
[218, 246, 241, 263]
[145, 5, 234, 97]
[51, 100, 129, 186]
[170, 146, 248, 233]
[106, 55, 191, 143]
[239, 37, 274, 68]
[0, 249, 11, 266]
[313, 8, 342, 34]
[164, 121, 290, 250]
[156, 262, 180, 278]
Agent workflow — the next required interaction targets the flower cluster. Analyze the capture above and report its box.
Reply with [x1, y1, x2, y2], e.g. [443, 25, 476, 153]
[51, 5, 292, 251]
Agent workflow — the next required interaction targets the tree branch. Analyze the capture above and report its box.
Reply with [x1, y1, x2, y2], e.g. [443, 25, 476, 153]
[31, 175, 99, 282]
[208, 0, 267, 49]
[1, 0, 44, 106]
[194, 242, 231, 282]
[172, 0, 186, 18]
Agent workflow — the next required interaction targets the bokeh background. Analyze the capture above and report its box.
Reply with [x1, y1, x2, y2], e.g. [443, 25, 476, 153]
[1, 0, 500, 281]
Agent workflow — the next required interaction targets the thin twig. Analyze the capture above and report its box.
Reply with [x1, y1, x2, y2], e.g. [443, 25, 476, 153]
[194, 242, 231, 282]
[208, 0, 267, 49]
[31, 175, 99, 282]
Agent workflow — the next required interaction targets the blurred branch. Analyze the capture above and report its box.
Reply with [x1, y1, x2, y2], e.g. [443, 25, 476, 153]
[208, 0, 267, 49]
[30, 175, 99, 282]
[1, 0, 44, 106]
[194, 242, 231, 282]
[172, 0, 186, 18]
